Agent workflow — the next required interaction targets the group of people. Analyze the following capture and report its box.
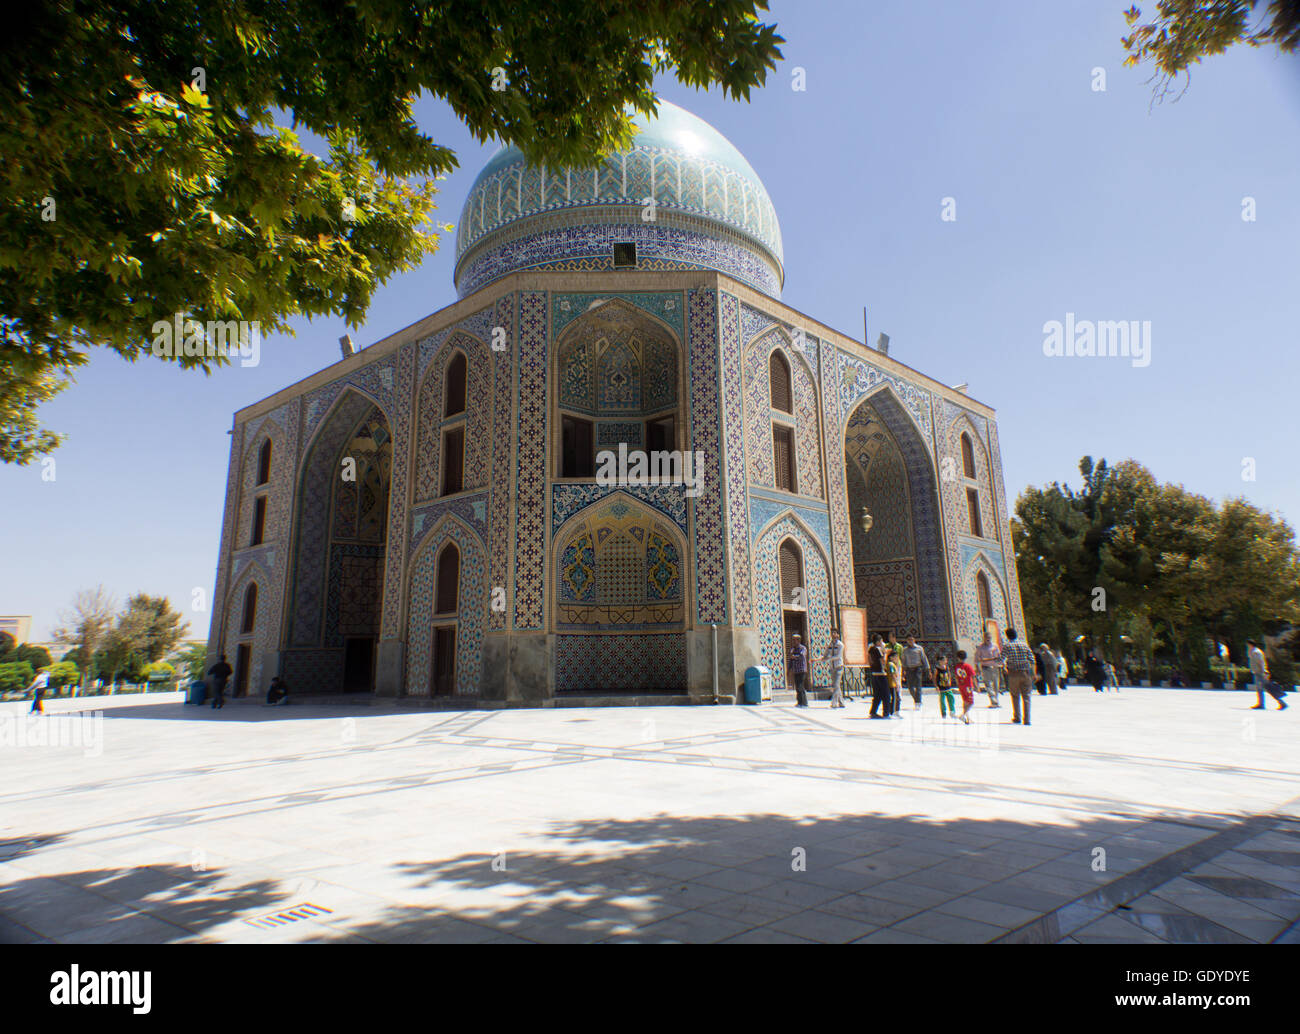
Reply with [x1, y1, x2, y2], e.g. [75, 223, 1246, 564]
[786, 626, 1132, 727]
[187, 656, 290, 708]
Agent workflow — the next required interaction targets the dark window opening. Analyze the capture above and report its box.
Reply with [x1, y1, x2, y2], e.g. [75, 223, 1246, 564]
[256, 439, 272, 485]
[442, 428, 465, 495]
[977, 572, 994, 624]
[779, 539, 804, 607]
[562, 415, 595, 478]
[769, 351, 792, 413]
[646, 415, 675, 453]
[612, 242, 637, 267]
[961, 433, 976, 479]
[251, 496, 267, 546]
[240, 583, 258, 634]
[445, 352, 467, 416]
[435, 543, 460, 615]
[773, 425, 796, 492]
[966, 488, 983, 537]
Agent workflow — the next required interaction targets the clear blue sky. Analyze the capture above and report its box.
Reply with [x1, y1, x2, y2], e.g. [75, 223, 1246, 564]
[4, 0, 1298, 642]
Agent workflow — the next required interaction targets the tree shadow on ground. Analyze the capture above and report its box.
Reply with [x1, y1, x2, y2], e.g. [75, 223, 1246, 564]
[309, 809, 1300, 944]
[0, 860, 289, 944]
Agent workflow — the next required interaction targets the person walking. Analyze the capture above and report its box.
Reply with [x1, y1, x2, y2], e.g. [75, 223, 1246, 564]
[1106, 661, 1122, 692]
[1038, 644, 1060, 695]
[902, 636, 931, 710]
[26, 669, 50, 715]
[823, 629, 846, 708]
[788, 634, 809, 708]
[954, 650, 976, 724]
[868, 635, 891, 718]
[1056, 650, 1069, 690]
[1248, 639, 1287, 710]
[975, 629, 1002, 708]
[1085, 650, 1106, 693]
[1001, 628, 1037, 726]
[208, 655, 233, 710]
[934, 654, 956, 718]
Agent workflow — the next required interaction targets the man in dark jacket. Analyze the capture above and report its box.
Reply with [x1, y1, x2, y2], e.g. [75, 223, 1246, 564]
[788, 635, 809, 708]
[208, 656, 233, 709]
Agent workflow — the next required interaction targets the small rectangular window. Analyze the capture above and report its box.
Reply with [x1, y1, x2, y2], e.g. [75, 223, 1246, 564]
[966, 488, 983, 537]
[442, 428, 465, 495]
[251, 496, 266, 546]
[562, 416, 594, 478]
[646, 416, 675, 453]
[773, 425, 796, 493]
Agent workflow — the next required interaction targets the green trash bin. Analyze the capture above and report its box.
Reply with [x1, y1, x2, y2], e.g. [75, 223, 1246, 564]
[743, 665, 772, 705]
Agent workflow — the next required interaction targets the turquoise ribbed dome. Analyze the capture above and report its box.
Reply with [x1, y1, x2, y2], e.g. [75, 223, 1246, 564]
[453, 101, 784, 298]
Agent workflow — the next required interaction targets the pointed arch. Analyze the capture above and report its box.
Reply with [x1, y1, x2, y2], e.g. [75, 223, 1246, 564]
[963, 551, 1009, 639]
[844, 385, 952, 640]
[417, 331, 493, 503]
[403, 514, 487, 697]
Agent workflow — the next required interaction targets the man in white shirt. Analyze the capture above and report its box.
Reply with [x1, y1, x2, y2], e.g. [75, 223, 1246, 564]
[823, 630, 845, 708]
[1248, 639, 1287, 710]
[974, 630, 1002, 708]
[26, 669, 50, 715]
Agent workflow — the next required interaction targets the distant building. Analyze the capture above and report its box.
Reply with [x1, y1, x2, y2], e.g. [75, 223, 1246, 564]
[0, 616, 32, 645]
[209, 102, 1025, 702]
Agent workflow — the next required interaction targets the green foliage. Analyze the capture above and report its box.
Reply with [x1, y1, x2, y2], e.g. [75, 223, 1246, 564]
[1014, 456, 1300, 674]
[141, 661, 176, 681]
[0, 661, 36, 693]
[1, 0, 783, 462]
[0, 631, 14, 656]
[2, 643, 53, 670]
[175, 643, 210, 682]
[46, 660, 80, 688]
[1122, 1, 1300, 103]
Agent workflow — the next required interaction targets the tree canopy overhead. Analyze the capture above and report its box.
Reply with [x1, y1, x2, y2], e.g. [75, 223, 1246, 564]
[1122, 1, 1300, 103]
[1, 0, 784, 461]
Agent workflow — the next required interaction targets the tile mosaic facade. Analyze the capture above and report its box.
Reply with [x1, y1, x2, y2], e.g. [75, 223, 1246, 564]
[488, 294, 516, 632]
[555, 633, 687, 693]
[513, 291, 548, 630]
[718, 293, 753, 626]
[686, 288, 727, 624]
[288, 390, 381, 647]
[552, 292, 684, 340]
[404, 517, 487, 696]
[551, 484, 687, 538]
[753, 516, 833, 690]
[416, 330, 493, 503]
[844, 391, 951, 640]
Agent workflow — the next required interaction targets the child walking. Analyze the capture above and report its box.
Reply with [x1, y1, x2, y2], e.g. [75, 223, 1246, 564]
[955, 650, 976, 725]
[934, 655, 956, 718]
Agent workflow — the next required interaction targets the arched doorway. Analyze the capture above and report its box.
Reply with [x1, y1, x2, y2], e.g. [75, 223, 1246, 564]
[552, 496, 688, 693]
[286, 391, 393, 693]
[844, 390, 952, 647]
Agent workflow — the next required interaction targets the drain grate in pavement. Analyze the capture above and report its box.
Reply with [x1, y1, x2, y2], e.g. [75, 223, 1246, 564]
[244, 902, 334, 930]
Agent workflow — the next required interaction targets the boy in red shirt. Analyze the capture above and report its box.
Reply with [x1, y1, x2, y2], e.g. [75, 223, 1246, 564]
[955, 650, 976, 725]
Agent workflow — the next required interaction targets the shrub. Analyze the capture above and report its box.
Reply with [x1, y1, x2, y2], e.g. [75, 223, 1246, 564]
[46, 661, 80, 688]
[0, 661, 36, 693]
